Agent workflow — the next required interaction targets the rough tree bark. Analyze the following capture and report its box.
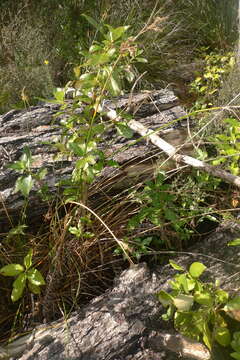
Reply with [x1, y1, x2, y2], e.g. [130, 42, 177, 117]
[0, 89, 188, 232]
[0, 221, 240, 360]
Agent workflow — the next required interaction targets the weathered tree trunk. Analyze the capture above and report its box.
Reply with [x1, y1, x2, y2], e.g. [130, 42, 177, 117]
[0, 89, 188, 232]
[1, 221, 240, 360]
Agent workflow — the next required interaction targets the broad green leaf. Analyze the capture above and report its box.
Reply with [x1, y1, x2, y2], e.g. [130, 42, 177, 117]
[68, 142, 85, 157]
[194, 291, 213, 306]
[189, 262, 206, 278]
[203, 333, 212, 350]
[91, 123, 105, 136]
[125, 69, 135, 83]
[28, 281, 41, 295]
[109, 75, 121, 96]
[15, 175, 34, 197]
[157, 290, 173, 307]
[173, 294, 194, 311]
[135, 57, 148, 63]
[228, 238, 240, 246]
[177, 274, 191, 293]
[105, 25, 129, 41]
[21, 147, 32, 168]
[215, 327, 231, 347]
[54, 90, 65, 102]
[116, 122, 133, 139]
[36, 168, 48, 180]
[24, 249, 33, 270]
[0, 264, 24, 276]
[27, 268, 45, 286]
[7, 161, 26, 172]
[86, 53, 110, 66]
[169, 260, 184, 271]
[68, 226, 81, 238]
[11, 273, 26, 302]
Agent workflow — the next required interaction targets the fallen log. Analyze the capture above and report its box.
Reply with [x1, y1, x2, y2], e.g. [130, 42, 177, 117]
[0, 220, 239, 360]
[0, 89, 188, 231]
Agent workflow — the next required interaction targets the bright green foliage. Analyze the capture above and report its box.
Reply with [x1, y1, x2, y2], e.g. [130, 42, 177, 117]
[210, 118, 240, 176]
[157, 261, 240, 358]
[7, 147, 48, 198]
[49, 17, 144, 211]
[127, 171, 220, 254]
[190, 50, 235, 110]
[0, 249, 45, 302]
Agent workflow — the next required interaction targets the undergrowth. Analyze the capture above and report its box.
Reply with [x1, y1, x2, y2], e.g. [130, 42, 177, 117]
[0, 4, 240, 355]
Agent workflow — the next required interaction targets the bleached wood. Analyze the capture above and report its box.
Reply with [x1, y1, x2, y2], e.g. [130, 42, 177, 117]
[128, 119, 240, 188]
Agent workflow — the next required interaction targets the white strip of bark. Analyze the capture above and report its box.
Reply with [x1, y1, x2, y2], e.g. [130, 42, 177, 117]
[128, 119, 240, 188]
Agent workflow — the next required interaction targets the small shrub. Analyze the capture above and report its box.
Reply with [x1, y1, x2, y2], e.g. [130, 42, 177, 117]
[158, 260, 240, 358]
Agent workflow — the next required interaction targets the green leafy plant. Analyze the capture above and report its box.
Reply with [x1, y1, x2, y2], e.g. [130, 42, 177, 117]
[7, 146, 48, 199]
[210, 118, 240, 176]
[6, 147, 48, 242]
[157, 260, 240, 358]
[190, 50, 235, 110]
[0, 249, 45, 302]
[49, 18, 145, 221]
[126, 171, 219, 254]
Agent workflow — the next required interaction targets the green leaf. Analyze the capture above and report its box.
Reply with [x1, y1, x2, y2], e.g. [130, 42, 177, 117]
[173, 294, 194, 311]
[135, 57, 148, 63]
[11, 273, 26, 302]
[109, 74, 121, 96]
[36, 168, 48, 180]
[116, 122, 133, 139]
[106, 25, 129, 41]
[86, 53, 111, 66]
[21, 147, 32, 168]
[203, 326, 212, 350]
[24, 249, 33, 270]
[53, 90, 65, 102]
[68, 226, 82, 238]
[0, 264, 24, 276]
[224, 296, 240, 313]
[177, 274, 196, 293]
[169, 260, 184, 271]
[194, 291, 213, 306]
[68, 142, 85, 157]
[228, 238, 240, 246]
[189, 262, 206, 278]
[7, 161, 26, 172]
[215, 327, 231, 347]
[28, 281, 41, 295]
[27, 268, 45, 286]
[15, 175, 34, 197]
[7, 224, 27, 238]
[157, 290, 173, 307]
